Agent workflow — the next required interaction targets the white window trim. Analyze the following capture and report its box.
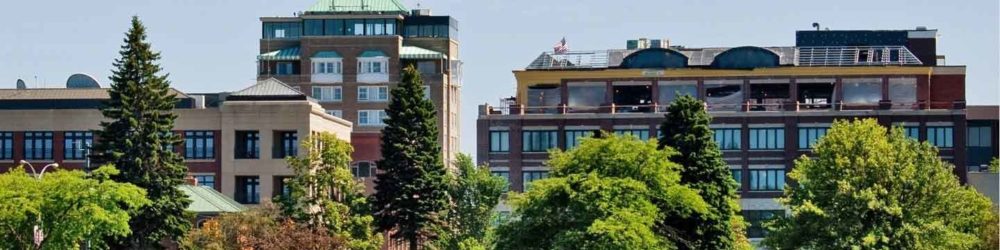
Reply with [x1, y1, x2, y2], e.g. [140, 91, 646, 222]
[358, 86, 389, 102]
[311, 86, 342, 102]
[357, 57, 390, 83]
[357, 110, 387, 127]
[311, 58, 343, 83]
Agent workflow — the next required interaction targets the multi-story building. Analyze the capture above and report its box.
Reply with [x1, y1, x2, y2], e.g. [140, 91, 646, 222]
[256, 0, 462, 191]
[0, 78, 353, 205]
[476, 28, 999, 240]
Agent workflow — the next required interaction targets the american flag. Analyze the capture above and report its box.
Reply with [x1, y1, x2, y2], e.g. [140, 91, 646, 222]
[553, 37, 568, 54]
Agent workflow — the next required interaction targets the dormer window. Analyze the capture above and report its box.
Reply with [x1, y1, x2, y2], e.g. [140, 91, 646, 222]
[357, 50, 389, 83]
[311, 51, 343, 83]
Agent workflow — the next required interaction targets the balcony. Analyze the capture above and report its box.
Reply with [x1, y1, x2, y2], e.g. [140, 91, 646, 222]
[311, 73, 343, 83]
[479, 100, 966, 117]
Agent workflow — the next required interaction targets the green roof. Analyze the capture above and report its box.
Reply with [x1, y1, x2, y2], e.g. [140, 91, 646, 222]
[312, 51, 342, 58]
[179, 185, 247, 214]
[359, 50, 388, 58]
[258, 47, 300, 61]
[400, 46, 447, 60]
[306, 0, 408, 14]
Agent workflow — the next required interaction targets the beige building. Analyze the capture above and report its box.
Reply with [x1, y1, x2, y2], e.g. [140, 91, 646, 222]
[0, 78, 352, 204]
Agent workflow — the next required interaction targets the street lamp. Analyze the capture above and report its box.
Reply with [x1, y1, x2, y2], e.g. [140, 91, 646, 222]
[19, 159, 57, 248]
[19, 160, 58, 180]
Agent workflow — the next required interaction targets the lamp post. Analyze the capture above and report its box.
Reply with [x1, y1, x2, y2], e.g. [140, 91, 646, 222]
[19, 160, 58, 249]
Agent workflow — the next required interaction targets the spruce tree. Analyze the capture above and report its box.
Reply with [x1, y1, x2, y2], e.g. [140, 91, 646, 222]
[657, 95, 743, 249]
[92, 16, 191, 248]
[373, 65, 451, 250]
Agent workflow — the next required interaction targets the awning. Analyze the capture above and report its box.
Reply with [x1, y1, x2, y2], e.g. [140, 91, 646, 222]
[400, 46, 448, 60]
[312, 51, 342, 58]
[179, 185, 246, 214]
[359, 50, 388, 58]
[258, 47, 300, 61]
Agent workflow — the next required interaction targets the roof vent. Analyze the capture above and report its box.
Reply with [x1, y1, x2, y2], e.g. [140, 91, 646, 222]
[66, 73, 100, 89]
[412, 9, 431, 16]
[16, 79, 26, 89]
[916, 26, 927, 31]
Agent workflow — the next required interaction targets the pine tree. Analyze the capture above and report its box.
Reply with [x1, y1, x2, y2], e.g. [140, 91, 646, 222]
[373, 65, 451, 250]
[92, 16, 191, 248]
[657, 95, 744, 249]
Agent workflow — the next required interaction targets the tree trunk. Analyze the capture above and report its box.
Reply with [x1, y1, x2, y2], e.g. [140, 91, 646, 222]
[409, 238, 418, 250]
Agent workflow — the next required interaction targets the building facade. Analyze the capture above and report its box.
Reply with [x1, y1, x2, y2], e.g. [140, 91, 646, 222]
[0, 78, 352, 205]
[257, 0, 462, 191]
[476, 28, 999, 240]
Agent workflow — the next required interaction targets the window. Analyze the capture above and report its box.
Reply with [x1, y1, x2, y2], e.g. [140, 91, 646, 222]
[358, 59, 388, 74]
[968, 125, 995, 169]
[236, 176, 260, 204]
[345, 19, 364, 35]
[63, 131, 93, 160]
[304, 19, 324, 36]
[903, 126, 920, 140]
[614, 129, 650, 140]
[927, 126, 954, 148]
[194, 175, 215, 189]
[326, 110, 343, 118]
[352, 162, 376, 178]
[857, 49, 870, 62]
[744, 210, 784, 238]
[749, 169, 785, 191]
[0, 132, 12, 160]
[888, 78, 917, 107]
[968, 126, 992, 147]
[565, 130, 596, 149]
[522, 130, 558, 152]
[273, 131, 298, 158]
[312, 86, 342, 102]
[312, 61, 342, 74]
[731, 169, 743, 189]
[423, 85, 431, 100]
[712, 128, 741, 150]
[184, 131, 215, 159]
[274, 176, 292, 198]
[23, 132, 53, 160]
[358, 110, 388, 126]
[262, 22, 301, 39]
[842, 79, 882, 104]
[276, 62, 294, 75]
[566, 82, 607, 112]
[492, 171, 510, 192]
[705, 81, 744, 111]
[235, 131, 260, 159]
[798, 127, 829, 149]
[358, 86, 389, 102]
[749, 128, 784, 150]
[522, 171, 549, 191]
[489, 131, 509, 152]
[658, 81, 698, 106]
[324, 19, 345, 35]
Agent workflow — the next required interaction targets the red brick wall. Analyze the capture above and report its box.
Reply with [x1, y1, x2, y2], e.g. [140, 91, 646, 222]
[929, 74, 965, 109]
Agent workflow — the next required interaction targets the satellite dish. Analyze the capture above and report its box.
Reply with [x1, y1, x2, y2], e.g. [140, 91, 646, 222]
[16, 79, 26, 89]
[66, 73, 100, 88]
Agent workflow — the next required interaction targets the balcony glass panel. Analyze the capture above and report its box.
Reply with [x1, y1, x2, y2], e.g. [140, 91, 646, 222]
[749, 83, 789, 111]
[888, 78, 917, 109]
[842, 78, 881, 105]
[612, 81, 652, 113]
[567, 81, 606, 112]
[526, 84, 561, 114]
[658, 80, 697, 108]
[705, 80, 743, 111]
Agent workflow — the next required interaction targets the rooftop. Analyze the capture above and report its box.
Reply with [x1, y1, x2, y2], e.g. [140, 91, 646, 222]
[179, 185, 247, 214]
[305, 0, 408, 15]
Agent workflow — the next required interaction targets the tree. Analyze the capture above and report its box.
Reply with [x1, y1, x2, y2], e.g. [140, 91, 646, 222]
[437, 153, 506, 250]
[0, 165, 149, 249]
[92, 16, 192, 248]
[657, 94, 746, 249]
[373, 65, 452, 249]
[181, 202, 346, 250]
[495, 134, 710, 249]
[988, 157, 998, 173]
[763, 119, 995, 250]
[278, 132, 381, 250]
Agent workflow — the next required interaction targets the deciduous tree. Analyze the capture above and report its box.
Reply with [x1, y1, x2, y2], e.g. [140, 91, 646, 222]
[437, 153, 506, 249]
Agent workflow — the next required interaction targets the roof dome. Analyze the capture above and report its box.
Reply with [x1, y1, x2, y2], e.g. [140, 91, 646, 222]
[619, 48, 688, 69]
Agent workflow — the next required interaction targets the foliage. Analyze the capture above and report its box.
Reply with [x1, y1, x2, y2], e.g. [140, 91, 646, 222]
[278, 132, 382, 250]
[989, 157, 998, 173]
[437, 153, 506, 250]
[373, 65, 452, 249]
[181, 202, 345, 250]
[657, 94, 745, 249]
[92, 16, 191, 248]
[0, 165, 149, 249]
[763, 119, 996, 250]
[495, 134, 709, 250]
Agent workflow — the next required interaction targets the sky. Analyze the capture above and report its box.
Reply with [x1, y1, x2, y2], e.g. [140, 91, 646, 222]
[2, 0, 998, 158]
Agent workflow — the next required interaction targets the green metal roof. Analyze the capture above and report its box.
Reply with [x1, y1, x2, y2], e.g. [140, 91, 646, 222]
[306, 0, 408, 14]
[400, 46, 447, 60]
[179, 185, 247, 214]
[258, 47, 300, 61]
[359, 50, 388, 58]
[312, 51, 343, 58]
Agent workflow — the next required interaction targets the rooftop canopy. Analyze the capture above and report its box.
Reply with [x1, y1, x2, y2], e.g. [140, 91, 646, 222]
[312, 51, 342, 58]
[400, 46, 447, 60]
[179, 185, 246, 214]
[306, 0, 408, 15]
[228, 78, 307, 101]
[359, 50, 388, 58]
[258, 47, 300, 61]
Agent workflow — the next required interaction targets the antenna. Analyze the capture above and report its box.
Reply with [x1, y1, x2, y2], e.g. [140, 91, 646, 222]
[812, 22, 820, 31]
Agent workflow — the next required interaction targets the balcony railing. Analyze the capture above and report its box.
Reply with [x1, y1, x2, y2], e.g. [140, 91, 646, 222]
[480, 100, 965, 116]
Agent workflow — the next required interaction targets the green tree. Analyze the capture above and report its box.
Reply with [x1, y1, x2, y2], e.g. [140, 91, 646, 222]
[495, 134, 710, 249]
[92, 16, 192, 248]
[657, 94, 745, 249]
[181, 202, 345, 250]
[763, 119, 995, 250]
[278, 132, 381, 250]
[437, 153, 506, 250]
[988, 157, 998, 173]
[0, 165, 149, 249]
[373, 65, 452, 250]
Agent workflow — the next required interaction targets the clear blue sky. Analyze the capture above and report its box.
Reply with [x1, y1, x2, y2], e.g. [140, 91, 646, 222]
[2, 0, 997, 157]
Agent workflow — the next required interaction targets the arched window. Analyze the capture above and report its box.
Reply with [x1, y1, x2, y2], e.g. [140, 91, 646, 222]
[710, 46, 780, 69]
[352, 161, 376, 178]
[619, 48, 688, 69]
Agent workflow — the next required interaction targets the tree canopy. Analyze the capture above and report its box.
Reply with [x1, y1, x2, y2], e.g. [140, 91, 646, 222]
[763, 119, 996, 250]
[495, 133, 709, 249]
[0, 165, 149, 249]
[437, 153, 506, 250]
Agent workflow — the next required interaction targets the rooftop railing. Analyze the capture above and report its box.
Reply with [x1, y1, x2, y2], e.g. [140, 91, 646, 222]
[480, 100, 965, 116]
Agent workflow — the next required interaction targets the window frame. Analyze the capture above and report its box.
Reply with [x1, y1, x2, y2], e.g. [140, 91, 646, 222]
[748, 128, 785, 150]
[63, 131, 93, 160]
[927, 126, 954, 148]
[489, 131, 510, 152]
[798, 127, 829, 149]
[522, 130, 558, 152]
[23, 131, 53, 160]
[748, 168, 785, 192]
[184, 131, 215, 160]
[712, 128, 742, 150]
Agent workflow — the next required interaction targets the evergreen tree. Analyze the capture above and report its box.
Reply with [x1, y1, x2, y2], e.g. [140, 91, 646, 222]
[373, 65, 451, 250]
[657, 95, 745, 249]
[279, 132, 382, 250]
[92, 16, 191, 248]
